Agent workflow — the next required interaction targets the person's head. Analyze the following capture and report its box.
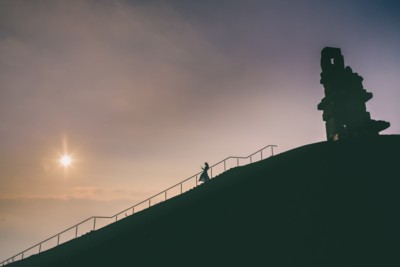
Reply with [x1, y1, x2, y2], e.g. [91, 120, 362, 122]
[205, 162, 208, 166]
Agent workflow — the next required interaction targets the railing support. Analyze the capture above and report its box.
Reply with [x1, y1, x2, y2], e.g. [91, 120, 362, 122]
[1, 144, 276, 266]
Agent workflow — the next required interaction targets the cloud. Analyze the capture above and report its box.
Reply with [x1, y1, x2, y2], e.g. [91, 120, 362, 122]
[0, 0, 279, 201]
[0, 0, 236, 154]
[0, 191, 147, 261]
[1, 0, 398, 199]
[67, 186, 153, 200]
[0, 186, 153, 201]
[0, 1, 399, 262]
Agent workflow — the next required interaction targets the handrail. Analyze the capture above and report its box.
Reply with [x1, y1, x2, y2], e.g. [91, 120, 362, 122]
[0, 144, 277, 266]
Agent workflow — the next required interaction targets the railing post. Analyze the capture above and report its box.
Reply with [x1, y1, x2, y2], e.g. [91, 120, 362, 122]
[2, 144, 278, 266]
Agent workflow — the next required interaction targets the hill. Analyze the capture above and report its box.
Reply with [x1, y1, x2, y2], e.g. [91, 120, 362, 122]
[8, 135, 400, 266]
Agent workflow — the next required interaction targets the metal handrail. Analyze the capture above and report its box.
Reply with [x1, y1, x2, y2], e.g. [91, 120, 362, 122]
[0, 144, 277, 266]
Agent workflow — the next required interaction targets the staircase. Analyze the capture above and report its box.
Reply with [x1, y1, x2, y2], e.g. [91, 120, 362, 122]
[0, 144, 277, 266]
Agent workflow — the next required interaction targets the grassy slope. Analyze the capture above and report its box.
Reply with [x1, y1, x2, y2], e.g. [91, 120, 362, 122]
[10, 135, 400, 267]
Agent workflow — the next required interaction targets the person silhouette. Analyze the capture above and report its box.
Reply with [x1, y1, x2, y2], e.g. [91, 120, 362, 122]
[199, 162, 210, 183]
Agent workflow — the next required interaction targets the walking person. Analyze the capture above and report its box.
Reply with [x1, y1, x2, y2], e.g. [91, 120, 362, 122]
[199, 162, 210, 183]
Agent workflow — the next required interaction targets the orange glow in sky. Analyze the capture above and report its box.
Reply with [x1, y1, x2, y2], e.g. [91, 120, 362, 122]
[0, 0, 399, 263]
[60, 155, 72, 167]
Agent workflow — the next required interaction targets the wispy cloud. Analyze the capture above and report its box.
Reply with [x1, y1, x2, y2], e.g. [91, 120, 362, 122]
[0, 0, 239, 198]
[0, 189, 148, 260]
[0, 186, 154, 201]
[1, 0, 399, 262]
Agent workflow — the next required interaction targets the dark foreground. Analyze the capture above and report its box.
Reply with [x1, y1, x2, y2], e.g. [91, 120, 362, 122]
[8, 135, 400, 267]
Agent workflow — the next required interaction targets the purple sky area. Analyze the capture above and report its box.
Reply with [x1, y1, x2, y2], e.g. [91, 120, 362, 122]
[1, 0, 399, 261]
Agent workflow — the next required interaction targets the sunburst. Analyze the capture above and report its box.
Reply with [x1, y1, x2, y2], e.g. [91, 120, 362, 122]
[59, 155, 72, 167]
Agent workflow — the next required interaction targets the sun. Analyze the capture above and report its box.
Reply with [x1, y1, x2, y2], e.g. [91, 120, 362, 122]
[60, 155, 72, 167]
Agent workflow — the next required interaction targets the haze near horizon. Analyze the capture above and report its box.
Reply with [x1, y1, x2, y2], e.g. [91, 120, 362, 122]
[1, 0, 399, 261]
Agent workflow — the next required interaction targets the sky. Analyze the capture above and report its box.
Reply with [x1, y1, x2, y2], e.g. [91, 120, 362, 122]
[1, 0, 399, 261]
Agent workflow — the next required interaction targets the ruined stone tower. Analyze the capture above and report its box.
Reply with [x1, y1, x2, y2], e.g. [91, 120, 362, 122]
[317, 47, 390, 141]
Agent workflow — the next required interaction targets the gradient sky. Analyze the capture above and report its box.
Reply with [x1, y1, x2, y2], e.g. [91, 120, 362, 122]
[1, 0, 399, 260]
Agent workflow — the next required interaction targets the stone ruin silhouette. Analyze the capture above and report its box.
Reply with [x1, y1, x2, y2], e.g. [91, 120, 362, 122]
[318, 47, 390, 141]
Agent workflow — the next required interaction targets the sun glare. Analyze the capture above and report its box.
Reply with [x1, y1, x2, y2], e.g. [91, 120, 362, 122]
[60, 155, 72, 167]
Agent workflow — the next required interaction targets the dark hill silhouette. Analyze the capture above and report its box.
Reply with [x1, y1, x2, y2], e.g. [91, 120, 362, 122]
[8, 135, 400, 266]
